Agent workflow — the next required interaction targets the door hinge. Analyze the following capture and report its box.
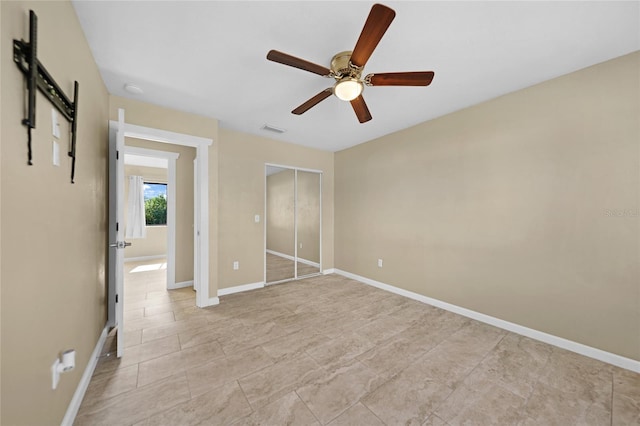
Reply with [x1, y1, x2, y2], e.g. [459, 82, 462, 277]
[116, 222, 119, 231]
[116, 294, 119, 303]
[116, 150, 119, 160]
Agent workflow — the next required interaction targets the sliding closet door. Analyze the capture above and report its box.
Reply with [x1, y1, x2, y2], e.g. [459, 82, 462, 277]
[295, 171, 321, 277]
[265, 167, 295, 283]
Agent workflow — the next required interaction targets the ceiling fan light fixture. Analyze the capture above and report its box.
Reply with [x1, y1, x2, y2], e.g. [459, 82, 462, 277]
[334, 78, 363, 101]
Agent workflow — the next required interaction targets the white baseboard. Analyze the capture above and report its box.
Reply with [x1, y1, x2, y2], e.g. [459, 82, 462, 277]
[218, 281, 265, 297]
[322, 268, 335, 275]
[168, 280, 193, 290]
[266, 249, 320, 268]
[61, 325, 109, 426]
[333, 269, 640, 373]
[124, 255, 166, 263]
[195, 296, 219, 308]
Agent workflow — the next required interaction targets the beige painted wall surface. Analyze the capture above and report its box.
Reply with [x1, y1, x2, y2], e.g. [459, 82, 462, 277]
[335, 52, 640, 360]
[218, 128, 334, 289]
[266, 169, 295, 256]
[1, 1, 109, 424]
[124, 165, 168, 260]
[109, 97, 217, 288]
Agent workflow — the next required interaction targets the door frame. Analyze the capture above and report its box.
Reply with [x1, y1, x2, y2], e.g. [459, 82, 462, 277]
[264, 163, 323, 285]
[123, 146, 179, 288]
[109, 117, 215, 308]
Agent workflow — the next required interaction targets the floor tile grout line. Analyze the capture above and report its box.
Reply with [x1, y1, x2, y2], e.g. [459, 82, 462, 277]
[610, 369, 614, 426]
[235, 379, 256, 415]
[359, 399, 388, 426]
[294, 390, 322, 425]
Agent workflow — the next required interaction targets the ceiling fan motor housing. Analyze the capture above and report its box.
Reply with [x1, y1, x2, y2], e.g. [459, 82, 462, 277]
[330, 51, 362, 80]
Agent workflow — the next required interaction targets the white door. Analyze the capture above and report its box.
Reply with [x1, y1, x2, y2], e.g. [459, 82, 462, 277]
[108, 108, 128, 358]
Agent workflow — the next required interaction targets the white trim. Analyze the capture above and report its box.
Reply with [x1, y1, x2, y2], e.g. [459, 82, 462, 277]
[322, 268, 335, 275]
[124, 255, 166, 263]
[205, 297, 220, 307]
[168, 280, 194, 290]
[194, 144, 210, 308]
[265, 162, 323, 174]
[266, 249, 320, 268]
[119, 122, 213, 148]
[265, 278, 295, 286]
[166, 153, 177, 289]
[124, 146, 179, 161]
[61, 326, 109, 426]
[333, 269, 640, 373]
[218, 281, 265, 296]
[110, 119, 213, 309]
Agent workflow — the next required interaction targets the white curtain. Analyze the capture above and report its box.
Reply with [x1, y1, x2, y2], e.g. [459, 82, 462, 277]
[126, 176, 146, 238]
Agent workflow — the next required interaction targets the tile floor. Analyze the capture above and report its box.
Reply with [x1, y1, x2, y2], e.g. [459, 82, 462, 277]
[75, 259, 640, 425]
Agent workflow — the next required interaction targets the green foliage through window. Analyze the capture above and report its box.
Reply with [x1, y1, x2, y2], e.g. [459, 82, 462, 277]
[144, 183, 167, 225]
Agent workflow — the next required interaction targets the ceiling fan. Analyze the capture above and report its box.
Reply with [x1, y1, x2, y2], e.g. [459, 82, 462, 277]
[267, 3, 435, 124]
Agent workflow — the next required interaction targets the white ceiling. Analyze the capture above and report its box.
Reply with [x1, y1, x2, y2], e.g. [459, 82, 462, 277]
[72, 1, 639, 152]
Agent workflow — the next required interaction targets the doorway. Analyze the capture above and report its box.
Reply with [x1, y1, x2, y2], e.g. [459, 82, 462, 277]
[122, 146, 178, 289]
[108, 110, 213, 357]
[264, 164, 322, 285]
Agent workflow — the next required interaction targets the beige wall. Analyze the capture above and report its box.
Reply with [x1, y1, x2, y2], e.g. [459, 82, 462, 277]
[124, 165, 168, 260]
[266, 169, 295, 256]
[335, 52, 640, 361]
[109, 97, 215, 286]
[218, 128, 334, 289]
[1, 1, 110, 424]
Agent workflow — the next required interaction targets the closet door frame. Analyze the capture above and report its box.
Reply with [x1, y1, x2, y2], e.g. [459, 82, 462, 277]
[264, 163, 323, 285]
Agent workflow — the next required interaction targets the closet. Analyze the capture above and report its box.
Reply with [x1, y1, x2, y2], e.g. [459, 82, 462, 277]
[265, 165, 321, 284]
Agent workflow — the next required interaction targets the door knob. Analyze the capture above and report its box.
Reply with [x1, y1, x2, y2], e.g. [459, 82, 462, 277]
[109, 241, 132, 249]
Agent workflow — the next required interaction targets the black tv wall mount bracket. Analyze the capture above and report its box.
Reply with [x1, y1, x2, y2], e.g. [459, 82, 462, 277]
[13, 10, 79, 183]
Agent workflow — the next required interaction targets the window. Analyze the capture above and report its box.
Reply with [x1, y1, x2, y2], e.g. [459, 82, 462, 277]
[144, 182, 167, 225]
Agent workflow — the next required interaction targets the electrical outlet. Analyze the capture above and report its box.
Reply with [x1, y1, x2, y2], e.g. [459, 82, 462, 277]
[299, 243, 303, 249]
[233, 261, 239, 270]
[377, 259, 383, 268]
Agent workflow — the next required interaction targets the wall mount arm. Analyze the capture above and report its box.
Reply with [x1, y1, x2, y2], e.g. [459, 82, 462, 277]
[13, 10, 80, 183]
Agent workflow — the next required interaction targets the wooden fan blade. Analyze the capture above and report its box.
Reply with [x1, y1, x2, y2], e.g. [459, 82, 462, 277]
[350, 4, 396, 68]
[366, 71, 435, 86]
[350, 95, 372, 123]
[292, 89, 333, 115]
[267, 50, 331, 77]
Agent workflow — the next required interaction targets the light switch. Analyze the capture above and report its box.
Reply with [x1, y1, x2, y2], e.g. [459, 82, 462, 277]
[254, 215, 260, 223]
[52, 141, 60, 166]
[51, 109, 61, 138]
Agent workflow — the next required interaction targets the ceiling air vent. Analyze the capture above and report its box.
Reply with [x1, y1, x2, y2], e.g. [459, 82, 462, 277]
[261, 124, 286, 134]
